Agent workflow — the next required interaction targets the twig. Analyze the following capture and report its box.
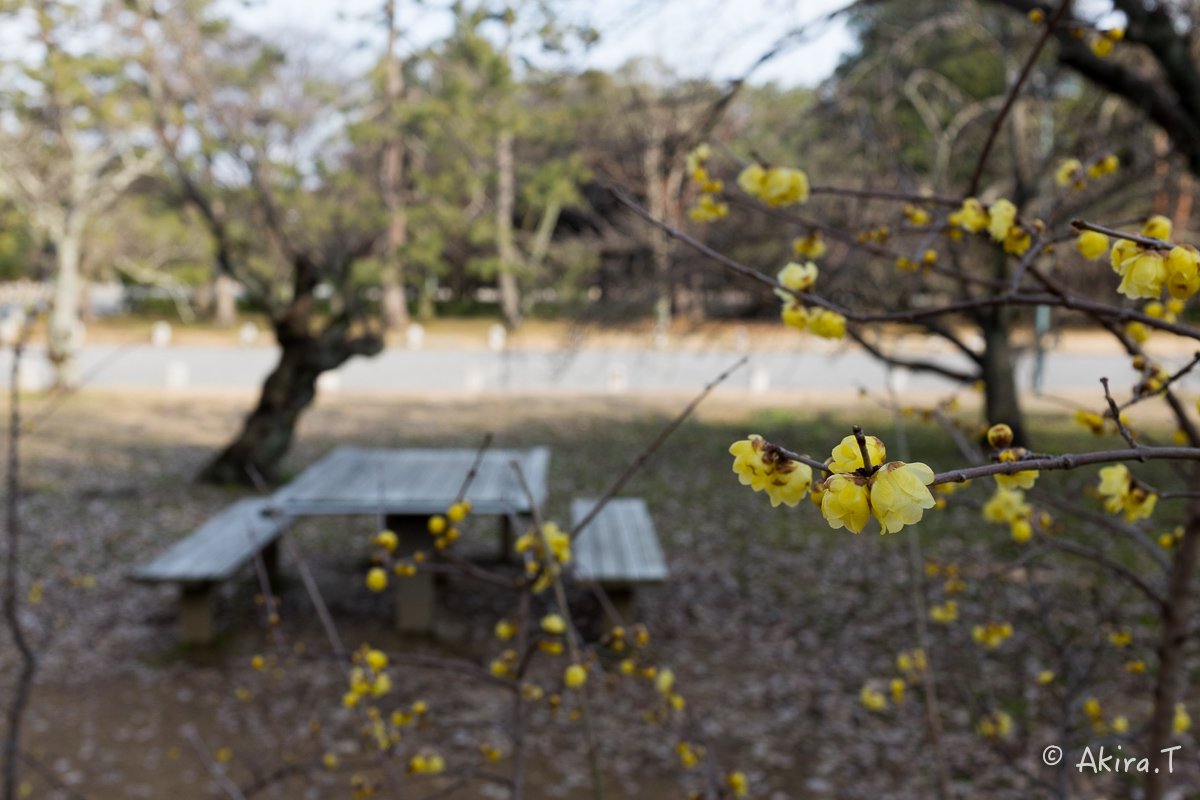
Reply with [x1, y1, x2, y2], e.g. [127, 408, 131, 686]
[511, 462, 604, 800]
[182, 726, 248, 800]
[967, 0, 1072, 196]
[1071, 219, 1172, 251]
[454, 433, 493, 503]
[852, 425, 875, 474]
[932, 445, 1200, 485]
[567, 356, 747, 543]
[1100, 378, 1139, 451]
[3, 310, 38, 800]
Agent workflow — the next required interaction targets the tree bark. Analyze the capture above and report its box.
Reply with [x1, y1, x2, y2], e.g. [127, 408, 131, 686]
[643, 118, 671, 345]
[1145, 465, 1200, 800]
[979, 308, 1028, 448]
[496, 128, 522, 329]
[381, 0, 410, 331]
[47, 224, 83, 388]
[214, 274, 238, 327]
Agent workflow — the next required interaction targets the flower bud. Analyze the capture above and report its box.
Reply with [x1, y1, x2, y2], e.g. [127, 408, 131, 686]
[986, 424, 1014, 449]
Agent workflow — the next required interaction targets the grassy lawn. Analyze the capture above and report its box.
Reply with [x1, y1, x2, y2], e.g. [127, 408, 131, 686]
[1, 390, 1189, 799]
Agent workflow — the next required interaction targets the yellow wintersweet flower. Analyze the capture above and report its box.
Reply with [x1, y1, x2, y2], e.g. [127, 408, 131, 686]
[959, 198, 989, 233]
[995, 449, 1038, 490]
[781, 301, 808, 330]
[1118, 251, 1167, 299]
[1084, 697, 1103, 722]
[1126, 660, 1146, 673]
[987, 199, 1017, 243]
[729, 435, 814, 508]
[761, 166, 810, 206]
[1108, 629, 1132, 647]
[726, 771, 749, 798]
[869, 461, 937, 534]
[793, 231, 826, 259]
[821, 474, 872, 533]
[808, 308, 846, 339]
[687, 194, 729, 222]
[394, 563, 416, 576]
[1010, 517, 1033, 543]
[373, 530, 398, 552]
[323, 752, 338, 770]
[890, 678, 905, 703]
[830, 434, 886, 472]
[1143, 215, 1173, 241]
[903, 204, 931, 226]
[737, 164, 767, 196]
[1097, 464, 1158, 521]
[1055, 158, 1082, 187]
[973, 622, 1013, 648]
[564, 664, 587, 688]
[1037, 670, 1055, 684]
[428, 515, 447, 534]
[896, 653, 913, 672]
[860, 685, 888, 711]
[1111, 238, 1141, 273]
[447, 501, 469, 522]
[676, 741, 702, 768]
[251, 655, 265, 671]
[1077, 230, 1109, 260]
[541, 613, 566, 635]
[1113, 715, 1129, 734]
[775, 262, 818, 296]
[366, 649, 388, 671]
[1074, 409, 1105, 434]
[1175, 703, 1191, 734]
[1091, 36, 1113, 57]
[983, 487, 1030, 524]
[1166, 245, 1200, 300]
[1089, 154, 1120, 177]
[655, 668, 676, 695]
[1004, 225, 1032, 255]
[366, 567, 388, 593]
[372, 673, 392, 696]
[408, 752, 446, 774]
[929, 600, 958, 624]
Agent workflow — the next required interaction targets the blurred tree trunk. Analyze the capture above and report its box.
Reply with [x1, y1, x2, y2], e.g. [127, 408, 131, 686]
[979, 310, 1027, 447]
[380, 0, 410, 331]
[643, 117, 671, 345]
[47, 222, 84, 387]
[201, 258, 383, 483]
[214, 274, 238, 327]
[496, 128, 522, 329]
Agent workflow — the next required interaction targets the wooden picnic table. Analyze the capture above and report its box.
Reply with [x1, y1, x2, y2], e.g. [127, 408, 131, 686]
[270, 445, 551, 631]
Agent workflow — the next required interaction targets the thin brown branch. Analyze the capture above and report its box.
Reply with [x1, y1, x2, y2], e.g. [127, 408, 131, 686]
[1072, 218, 1172, 250]
[1100, 377, 1139, 450]
[967, 0, 1072, 196]
[933, 445, 1200, 485]
[567, 356, 747, 542]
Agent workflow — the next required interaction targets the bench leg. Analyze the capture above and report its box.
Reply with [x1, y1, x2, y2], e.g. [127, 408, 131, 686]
[261, 539, 280, 587]
[603, 587, 636, 631]
[389, 515, 435, 633]
[179, 582, 216, 645]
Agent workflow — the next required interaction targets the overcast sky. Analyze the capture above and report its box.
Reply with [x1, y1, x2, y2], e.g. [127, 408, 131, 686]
[220, 0, 858, 87]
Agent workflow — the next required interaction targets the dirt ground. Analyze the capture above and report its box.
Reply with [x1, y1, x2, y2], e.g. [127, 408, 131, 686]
[0, 390, 1193, 800]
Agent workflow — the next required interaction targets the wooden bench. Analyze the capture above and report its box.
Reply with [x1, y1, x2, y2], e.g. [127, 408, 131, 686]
[130, 498, 290, 645]
[570, 498, 668, 626]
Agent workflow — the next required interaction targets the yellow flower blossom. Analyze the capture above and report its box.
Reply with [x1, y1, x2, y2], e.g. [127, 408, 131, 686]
[323, 752, 338, 770]
[1011, 517, 1033, 543]
[687, 194, 729, 222]
[1077, 230, 1109, 260]
[793, 231, 826, 259]
[1175, 703, 1191, 734]
[1088, 154, 1120, 177]
[1126, 660, 1146, 673]
[860, 685, 887, 711]
[821, 474, 872, 533]
[830, 434, 886, 472]
[726, 771, 749, 798]
[995, 449, 1038, 490]
[761, 166, 810, 206]
[675, 741, 703, 768]
[1111, 238, 1141, 273]
[729, 435, 814, 508]
[408, 753, 446, 774]
[394, 562, 416, 576]
[1097, 464, 1158, 521]
[1143, 215, 1173, 241]
[983, 487, 1031, 524]
[1126, 321, 1150, 343]
[1074, 409, 1105, 434]
[1117, 251, 1167, 299]
[372, 673, 391, 696]
[447, 501, 470, 522]
[1055, 158, 1082, 187]
[973, 622, 1013, 648]
[775, 262, 818, 296]
[366, 649, 388, 671]
[930, 600, 958, 624]
[655, 668, 676, 695]
[1037, 670, 1055, 684]
[781, 301, 808, 330]
[428, 515, 447, 535]
[903, 204, 931, 226]
[366, 568, 388, 593]
[541, 614, 566, 635]
[1108, 629, 1132, 647]
[959, 198, 989, 233]
[564, 664, 587, 688]
[1004, 225, 1032, 255]
[977, 710, 1014, 739]
[1113, 715, 1129, 734]
[1166, 245, 1200, 300]
[1091, 36, 1113, 57]
[890, 678, 905, 703]
[808, 308, 846, 339]
[373, 530, 398, 552]
[987, 199, 1017, 243]
[869, 461, 936, 534]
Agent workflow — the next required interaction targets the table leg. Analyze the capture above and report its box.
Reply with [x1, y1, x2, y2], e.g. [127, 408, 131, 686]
[389, 515, 435, 633]
[179, 581, 216, 645]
